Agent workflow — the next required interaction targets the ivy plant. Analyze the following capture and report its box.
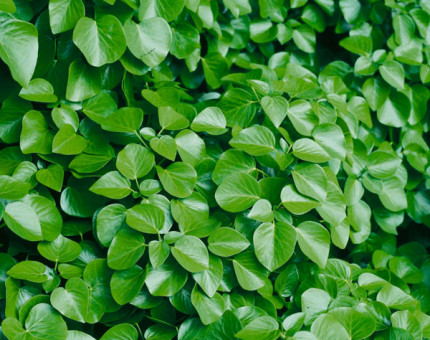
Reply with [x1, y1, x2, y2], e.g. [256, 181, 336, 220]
[1, 0, 430, 339]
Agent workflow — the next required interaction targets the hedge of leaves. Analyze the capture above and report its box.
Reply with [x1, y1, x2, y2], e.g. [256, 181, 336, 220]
[1, 0, 430, 339]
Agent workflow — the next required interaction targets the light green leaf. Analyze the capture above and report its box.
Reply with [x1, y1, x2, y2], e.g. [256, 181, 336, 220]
[100, 324, 138, 340]
[380, 60, 405, 90]
[312, 123, 346, 160]
[145, 257, 188, 297]
[248, 199, 274, 222]
[292, 138, 330, 163]
[36, 164, 64, 192]
[90, 171, 131, 199]
[230, 126, 276, 156]
[215, 173, 261, 212]
[66, 59, 102, 102]
[150, 135, 177, 161]
[20, 110, 54, 154]
[138, 0, 185, 22]
[49, 0, 85, 34]
[8, 261, 48, 283]
[101, 107, 143, 133]
[292, 163, 328, 201]
[367, 150, 402, 179]
[233, 251, 269, 291]
[254, 221, 297, 271]
[191, 285, 225, 325]
[202, 53, 229, 89]
[116, 143, 154, 180]
[38, 234, 81, 263]
[111, 265, 146, 305]
[156, 162, 197, 198]
[261, 95, 288, 128]
[107, 228, 146, 270]
[124, 17, 172, 68]
[191, 107, 227, 135]
[172, 235, 209, 273]
[296, 221, 330, 268]
[19, 78, 57, 103]
[73, 15, 126, 67]
[0, 18, 38, 87]
[52, 124, 87, 155]
[281, 184, 319, 215]
[192, 254, 223, 297]
[235, 315, 280, 340]
[208, 227, 250, 257]
[126, 203, 165, 234]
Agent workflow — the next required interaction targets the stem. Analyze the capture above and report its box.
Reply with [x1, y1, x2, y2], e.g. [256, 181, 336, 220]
[157, 127, 165, 136]
[134, 131, 148, 148]
[135, 323, 144, 340]
[252, 167, 269, 178]
[251, 87, 260, 102]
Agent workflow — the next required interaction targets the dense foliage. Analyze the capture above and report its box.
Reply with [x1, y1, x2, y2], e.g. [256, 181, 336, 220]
[1, 0, 430, 339]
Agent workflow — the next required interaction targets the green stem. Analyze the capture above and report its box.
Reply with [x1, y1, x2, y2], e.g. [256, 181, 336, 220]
[135, 323, 144, 340]
[134, 131, 148, 148]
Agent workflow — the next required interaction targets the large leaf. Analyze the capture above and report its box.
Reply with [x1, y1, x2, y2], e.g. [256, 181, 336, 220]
[73, 15, 126, 67]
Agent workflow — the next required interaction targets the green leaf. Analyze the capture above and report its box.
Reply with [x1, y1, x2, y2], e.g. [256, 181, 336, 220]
[208, 227, 250, 257]
[301, 288, 332, 324]
[36, 164, 64, 192]
[8, 261, 48, 283]
[149, 240, 170, 268]
[126, 203, 165, 234]
[175, 129, 207, 167]
[145, 257, 188, 296]
[312, 123, 346, 160]
[311, 314, 349, 340]
[2, 304, 68, 340]
[191, 107, 227, 135]
[192, 254, 223, 297]
[111, 265, 146, 305]
[124, 17, 172, 68]
[90, 171, 132, 199]
[20, 110, 54, 154]
[380, 60, 405, 90]
[292, 138, 330, 163]
[50, 278, 89, 323]
[293, 24, 316, 53]
[156, 162, 197, 198]
[261, 96, 288, 128]
[116, 143, 154, 179]
[377, 91, 410, 128]
[96, 204, 126, 246]
[150, 135, 177, 161]
[367, 151, 402, 179]
[215, 173, 261, 212]
[377, 284, 418, 310]
[38, 234, 81, 263]
[191, 285, 225, 325]
[100, 324, 138, 340]
[0, 18, 38, 87]
[230, 126, 276, 156]
[212, 149, 256, 185]
[172, 235, 209, 273]
[19, 78, 58, 103]
[52, 124, 87, 155]
[49, 0, 85, 34]
[107, 227, 146, 270]
[329, 307, 376, 339]
[235, 316, 280, 340]
[339, 35, 372, 56]
[232, 251, 269, 291]
[296, 221, 330, 268]
[73, 15, 126, 67]
[158, 106, 189, 131]
[281, 184, 319, 215]
[4, 195, 62, 241]
[66, 59, 102, 102]
[254, 221, 297, 271]
[292, 163, 328, 201]
[218, 88, 256, 128]
[0, 175, 30, 199]
[202, 53, 229, 89]
[248, 199, 274, 222]
[101, 107, 143, 133]
[138, 0, 185, 22]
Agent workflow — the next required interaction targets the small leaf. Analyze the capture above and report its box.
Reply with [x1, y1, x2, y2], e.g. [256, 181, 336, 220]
[90, 171, 132, 199]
